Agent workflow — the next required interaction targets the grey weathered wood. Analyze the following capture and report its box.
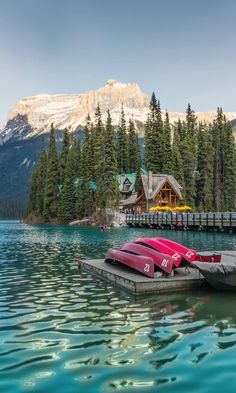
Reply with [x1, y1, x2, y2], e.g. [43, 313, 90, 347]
[80, 259, 206, 294]
[125, 213, 236, 232]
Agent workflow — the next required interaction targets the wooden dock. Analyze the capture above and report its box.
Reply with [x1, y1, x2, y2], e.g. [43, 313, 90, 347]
[126, 212, 236, 232]
[80, 259, 206, 294]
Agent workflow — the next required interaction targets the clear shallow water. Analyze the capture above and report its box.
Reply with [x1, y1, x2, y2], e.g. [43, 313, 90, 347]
[1, 221, 236, 393]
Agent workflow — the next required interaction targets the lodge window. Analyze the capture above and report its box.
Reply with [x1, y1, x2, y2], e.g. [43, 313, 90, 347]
[123, 184, 130, 191]
[161, 192, 166, 199]
[123, 179, 131, 192]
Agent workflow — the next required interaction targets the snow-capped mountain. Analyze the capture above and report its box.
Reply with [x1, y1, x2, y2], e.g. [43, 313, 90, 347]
[1, 79, 236, 145]
[0, 80, 150, 144]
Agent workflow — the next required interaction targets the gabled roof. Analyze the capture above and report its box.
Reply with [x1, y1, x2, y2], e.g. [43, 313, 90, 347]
[141, 173, 183, 200]
[115, 173, 137, 192]
[115, 168, 148, 193]
[122, 192, 142, 206]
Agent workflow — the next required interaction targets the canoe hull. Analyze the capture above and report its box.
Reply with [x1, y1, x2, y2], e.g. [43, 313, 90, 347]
[155, 237, 197, 262]
[105, 249, 155, 278]
[119, 242, 174, 274]
[134, 237, 184, 267]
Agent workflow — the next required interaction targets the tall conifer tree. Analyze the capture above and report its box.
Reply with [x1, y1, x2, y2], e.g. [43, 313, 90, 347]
[144, 93, 164, 172]
[59, 128, 70, 182]
[171, 128, 185, 191]
[93, 105, 104, 183]
[196, 123, 214, 211]
[78, 114, 95, 217]
[162, 110, 173, 173]
[181, 104, 198, 207]
[43, 124, 59, 219]
[221, 119, 236, 211]
[127, 118, 141, 174]
[96, 110, 119, 208]
[117, 105, 129, 173]
[212, 107, 224, 210]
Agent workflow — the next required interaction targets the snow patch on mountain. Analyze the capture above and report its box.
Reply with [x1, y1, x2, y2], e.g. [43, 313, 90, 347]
[1, 79, 236, 145]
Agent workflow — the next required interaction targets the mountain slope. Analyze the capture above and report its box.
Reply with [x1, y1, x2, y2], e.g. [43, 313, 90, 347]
[1, 79, 236, 144]
[0, 80, 150, 144]
[0, 79, 236, 218]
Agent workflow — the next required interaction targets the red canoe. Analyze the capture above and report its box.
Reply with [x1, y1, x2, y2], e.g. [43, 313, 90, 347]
[119, 242, 174, 274]
[196, 254, 221, 263]
[154, 237, 221, 263]
[105, 249, 155, 278]
[134, 237, 184, 267]
[155, 237, 197, 262]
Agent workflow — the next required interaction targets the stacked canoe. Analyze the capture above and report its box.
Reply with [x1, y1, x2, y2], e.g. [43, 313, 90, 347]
[105, 237, 221, 278]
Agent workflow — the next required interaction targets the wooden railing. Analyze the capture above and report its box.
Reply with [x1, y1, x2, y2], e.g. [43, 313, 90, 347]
[125, 212, 236, 232]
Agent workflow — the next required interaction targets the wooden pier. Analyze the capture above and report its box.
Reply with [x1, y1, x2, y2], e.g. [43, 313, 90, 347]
[126, 212, 236, 232]
[80, 259, 206, 294]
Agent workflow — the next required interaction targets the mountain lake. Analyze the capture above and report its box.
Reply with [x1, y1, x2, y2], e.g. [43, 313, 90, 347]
[1, 220, 236, 393]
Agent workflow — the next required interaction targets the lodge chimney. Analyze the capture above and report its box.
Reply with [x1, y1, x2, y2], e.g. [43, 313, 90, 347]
[148, 171, 153, 197]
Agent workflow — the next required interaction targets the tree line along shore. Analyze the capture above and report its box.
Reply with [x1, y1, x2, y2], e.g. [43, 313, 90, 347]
[27, 93, 236, 225]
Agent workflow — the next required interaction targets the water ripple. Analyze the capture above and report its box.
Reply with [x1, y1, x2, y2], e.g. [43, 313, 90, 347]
[1, 221, 236, 392]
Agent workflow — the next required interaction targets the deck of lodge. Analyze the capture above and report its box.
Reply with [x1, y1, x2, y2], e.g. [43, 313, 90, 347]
[80, 259, 206, 294]
[126, 212, 236, 232]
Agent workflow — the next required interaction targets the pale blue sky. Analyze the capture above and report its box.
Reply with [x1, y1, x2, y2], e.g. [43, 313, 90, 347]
[1, 0, 236, 123]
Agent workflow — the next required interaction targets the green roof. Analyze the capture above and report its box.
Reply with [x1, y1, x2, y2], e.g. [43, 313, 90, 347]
[115, 168, 147, 192]
[115, 173, 137, 192]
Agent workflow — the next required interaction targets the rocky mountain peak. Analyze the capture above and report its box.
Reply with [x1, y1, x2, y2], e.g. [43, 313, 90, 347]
[1, 80, 236, 145]
[0, 80, 151, 144]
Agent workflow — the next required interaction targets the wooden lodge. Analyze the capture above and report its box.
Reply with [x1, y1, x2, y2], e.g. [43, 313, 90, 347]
[122, 171, 183, 213]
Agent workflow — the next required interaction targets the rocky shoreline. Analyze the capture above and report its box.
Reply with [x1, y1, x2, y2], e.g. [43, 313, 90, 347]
[24, 211, 127, 227]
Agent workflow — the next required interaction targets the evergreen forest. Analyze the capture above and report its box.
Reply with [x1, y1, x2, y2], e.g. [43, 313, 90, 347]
[27, 96, 236, 223]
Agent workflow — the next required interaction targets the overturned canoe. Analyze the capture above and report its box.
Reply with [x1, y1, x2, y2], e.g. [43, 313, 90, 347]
[155, 237, 197, 262]
[119, 242, 174, 274]
[134, 237, 184, 267]
[105, 249, 155, 278]
[105, 237, 222, 279]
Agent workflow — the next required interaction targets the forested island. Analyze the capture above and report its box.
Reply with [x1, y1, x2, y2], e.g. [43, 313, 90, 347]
[27, 93, 236, 225]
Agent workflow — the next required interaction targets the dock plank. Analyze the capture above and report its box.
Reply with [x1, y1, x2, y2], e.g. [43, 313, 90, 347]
[80, 259, 205, 294]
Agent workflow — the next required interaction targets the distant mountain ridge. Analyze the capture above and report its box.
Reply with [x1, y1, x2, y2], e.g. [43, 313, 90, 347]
[1, 79, 236, 145]
[1, 79, 236, 216]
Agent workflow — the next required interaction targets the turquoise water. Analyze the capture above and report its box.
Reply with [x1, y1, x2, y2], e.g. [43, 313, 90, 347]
[1, 222, 236, 393]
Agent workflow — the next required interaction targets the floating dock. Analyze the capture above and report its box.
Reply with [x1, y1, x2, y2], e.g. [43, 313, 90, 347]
[80, 251, 236, 294]
[80, 259, 206, 294]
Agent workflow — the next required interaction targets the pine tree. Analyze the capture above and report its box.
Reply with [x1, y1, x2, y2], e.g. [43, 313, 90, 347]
[212, 107, 224, 210]
[162, 110, 173, 173]
[127, 118, 141, 173]
[70, 136, 81, 178]
[196, 123, 214, 211]
[81, 114, 93, 181]
[59, 150, 76, 222]
[93, 105, 105, 184]
[221, 119, 236, 211]
[36, 150, 48, 215]
[43, 124, 59, 220]
[77, 114, 96, 218]
[144, 93, 164, 172]
[76, 179, 87, 218]
[59, 135, 81, 222]
[28, 164, 39, 214]
[59, 128, 70, 182]
[97, 110, 119, 208]
[117, 105, 129, 173]
[181, 104, 198, 208]
[171, 128, 185, 191]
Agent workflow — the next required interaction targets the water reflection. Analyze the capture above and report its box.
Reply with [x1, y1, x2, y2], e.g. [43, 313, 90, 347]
[1, 222, 236, 392]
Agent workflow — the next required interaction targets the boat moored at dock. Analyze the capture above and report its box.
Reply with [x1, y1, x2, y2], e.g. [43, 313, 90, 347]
[105, 236, 221, 278]
[193, 255, 236, 290]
